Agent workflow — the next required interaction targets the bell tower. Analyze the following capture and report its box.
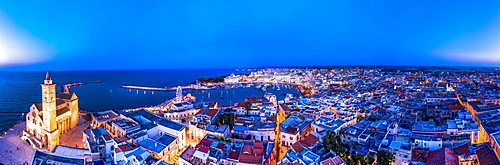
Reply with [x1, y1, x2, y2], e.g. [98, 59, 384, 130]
[41, 70, 59, 150]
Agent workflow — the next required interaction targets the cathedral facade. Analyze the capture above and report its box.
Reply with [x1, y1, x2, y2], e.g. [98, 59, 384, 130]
[22, 71, 79, 151]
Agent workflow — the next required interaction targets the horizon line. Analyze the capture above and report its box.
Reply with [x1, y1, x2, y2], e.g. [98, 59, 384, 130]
[1, 64, 500, 72]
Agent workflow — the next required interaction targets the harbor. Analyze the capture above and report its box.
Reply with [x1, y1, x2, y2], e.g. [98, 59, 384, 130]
[121, 84, 209, 91]
[121, 82, 299, 92]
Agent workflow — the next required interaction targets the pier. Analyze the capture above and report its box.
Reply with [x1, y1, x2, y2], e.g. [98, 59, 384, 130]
[62, 81, 102, 93]
[121, 84, 209, 91]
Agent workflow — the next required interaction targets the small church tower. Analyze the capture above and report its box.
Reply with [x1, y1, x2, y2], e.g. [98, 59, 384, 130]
[41, 70, 59, 150]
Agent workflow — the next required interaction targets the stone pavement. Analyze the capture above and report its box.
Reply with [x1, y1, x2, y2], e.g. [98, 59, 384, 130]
[59, 116, 90, 148]
[0, 121, 34, 165]
[0, 116, 91, 165]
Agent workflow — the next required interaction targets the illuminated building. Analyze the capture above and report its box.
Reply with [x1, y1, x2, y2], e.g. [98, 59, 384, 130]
[23, 70, 80, 151]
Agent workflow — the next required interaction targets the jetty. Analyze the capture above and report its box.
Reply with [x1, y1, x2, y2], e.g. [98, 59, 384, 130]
[62, 81, 102, 93]
[121, 84, 210, 91]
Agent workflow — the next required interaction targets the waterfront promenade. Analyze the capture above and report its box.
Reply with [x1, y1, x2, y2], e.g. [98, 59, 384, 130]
[0, 121, 34, 165]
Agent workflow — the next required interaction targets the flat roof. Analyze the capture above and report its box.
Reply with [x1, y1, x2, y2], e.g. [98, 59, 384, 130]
[31, 149, 86, 165]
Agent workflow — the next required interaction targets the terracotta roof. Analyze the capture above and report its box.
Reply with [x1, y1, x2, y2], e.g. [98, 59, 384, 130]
[449, 105, 463, 110]
[426, 148, 458, 165]
[300, 134, 319, 147]
[228, 151, 240, 160]
[452, 143, 470, 155]
[200, 139, 212, 147]
[285, 125, 299, 134]
[239, 154, 262, 164]
[253, 148, 264, 156]
[236, 103, 246, 108]
[118, 144, 133, 152]
[199, 146, 209, 153]
[245, 97, 262, 101]
[476, 144, 500, 165]
[291, 142, 305, 153]
[208, 101, 217, 108]
[102, 134, 112, 141]
[411, 149, 429, 163]
[114, 137, 130, 143]
[321, 156, 346, 165]
[205, 109, 218, 118]
[242, 146, 253, 154]
[216, 143, 224, 150]
[254, 142, 263, 149]
[292, 162, 305, 165]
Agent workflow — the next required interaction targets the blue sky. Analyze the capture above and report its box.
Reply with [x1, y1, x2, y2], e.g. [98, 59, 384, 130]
[1, 0, 500, 71]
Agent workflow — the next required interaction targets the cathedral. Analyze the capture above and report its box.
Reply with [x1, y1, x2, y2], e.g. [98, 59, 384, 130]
[23, 70, 79, 151]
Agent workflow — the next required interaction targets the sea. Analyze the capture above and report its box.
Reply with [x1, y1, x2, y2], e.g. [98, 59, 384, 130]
[0, 69, 298, 133]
